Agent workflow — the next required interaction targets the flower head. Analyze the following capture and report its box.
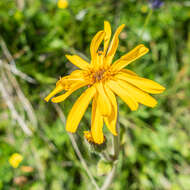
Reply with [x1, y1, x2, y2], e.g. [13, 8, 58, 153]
[45, 21, 165, 144]
[9, 153, 23, 168]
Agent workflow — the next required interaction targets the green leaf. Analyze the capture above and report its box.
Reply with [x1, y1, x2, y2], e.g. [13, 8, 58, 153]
[97, 159, 112, 176]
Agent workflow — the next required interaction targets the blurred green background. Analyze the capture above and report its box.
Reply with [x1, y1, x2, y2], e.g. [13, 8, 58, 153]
[0, 0, 190, 189]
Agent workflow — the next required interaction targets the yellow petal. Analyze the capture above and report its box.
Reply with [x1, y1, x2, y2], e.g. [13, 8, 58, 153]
[69, 69, 85, 77]
[56, 70, 85, 88]
[106, 80, 138, 111]
[111, 44, 149, 72]
[116, 72, 165, 94]
[44, 84, 64, 102]
[120, 68, 138, 76]
[96, 82, 112, 116]
[66, 86, 96, 133]
[106, 24, 125, 64]
[90, 30, 105, 61]
[91, 95, 104, 144]
[67, 70, 86, 82]
[66, 55, 90, 70]
[104, 85, 117, 136]
[104, 21, 112, 54]
[51, 82, 87, 103]
[117, 79, 157, 107]
[96, 52, 104, 69]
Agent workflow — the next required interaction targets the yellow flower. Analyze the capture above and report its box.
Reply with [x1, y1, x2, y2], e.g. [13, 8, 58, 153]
[9, 153, 23, 168]
[57, 0, 68, 9]
[45, 21, 165, 145]
[141, 5, 148, 13]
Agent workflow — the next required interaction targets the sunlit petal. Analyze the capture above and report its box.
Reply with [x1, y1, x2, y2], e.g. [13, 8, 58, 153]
[116, 72, 165, 94]
[107, 80, 139, 111]
[104, 85, 117, 136]
[96, 82, 112, 116]
[51, 82, 87, 103]
[120, 68, 138, 76]
[106, 24, 125, 64]
[117, 79, 157, 107]
[104, 21, 112, 54]
[44, 84, 64, 102]
[66, 86, 96, 133]
[111, 44, 149, 71]
[91, 95, 104, 144]
[66, 55, 90, 70]
[90, 30, 105, 61]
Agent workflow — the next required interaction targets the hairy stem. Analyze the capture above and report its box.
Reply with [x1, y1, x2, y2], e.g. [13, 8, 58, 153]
[101, 103, 120, 190]
[54, 104, 100, 190]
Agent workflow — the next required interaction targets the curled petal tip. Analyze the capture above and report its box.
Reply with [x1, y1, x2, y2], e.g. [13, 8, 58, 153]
[65, 54, 71, 59]
[51, 97, 58, 103]
[44, 96, 50, 102]
[104, 20, 109, 24]
[161, 86, 166, 91]
[150, 101, 158, 108]
[139, 44, 149, 53]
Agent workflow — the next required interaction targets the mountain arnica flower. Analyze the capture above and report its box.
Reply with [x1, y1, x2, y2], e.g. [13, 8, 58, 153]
[45, 21, 165, 144]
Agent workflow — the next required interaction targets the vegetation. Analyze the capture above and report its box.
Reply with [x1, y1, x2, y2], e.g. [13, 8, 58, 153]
[0, 0, 190, 189]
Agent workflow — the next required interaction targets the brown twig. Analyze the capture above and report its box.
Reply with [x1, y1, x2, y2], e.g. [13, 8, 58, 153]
[0, 60, 38, 127]
[16, 0, 25, 10]
[0, 37, 36, 84]
[0, 81, 32, 136]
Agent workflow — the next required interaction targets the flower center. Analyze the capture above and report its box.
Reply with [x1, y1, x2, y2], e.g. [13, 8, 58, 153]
[92, 69, 105, 82]
[84, 66, 115, 85]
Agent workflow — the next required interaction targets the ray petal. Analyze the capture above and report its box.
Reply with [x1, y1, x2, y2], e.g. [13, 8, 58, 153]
[57, 70, 85, 87]
[51, 82, 87, 103]
[106, 24, 125, 64]
[66, 86, 96, 133]
[96, 82, 112, 116]
[66, 55, 90, 70]
[107, 80, 139, 111]
[104, 21, 112, 54]
[44, 84, 64, 102]
[91, 95, 104, 144]
[90, 30, 105, 61]
[117, 79, 158, 107]
[120, 68, 138, 76]
[111, 44, 149, 72]
[116, 72, 165, 94]
[104, 84, 117, 136]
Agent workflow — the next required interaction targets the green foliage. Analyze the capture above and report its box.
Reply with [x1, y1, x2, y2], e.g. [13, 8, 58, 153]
[0, 0, 190, 189]
[97, 159, 112, 176]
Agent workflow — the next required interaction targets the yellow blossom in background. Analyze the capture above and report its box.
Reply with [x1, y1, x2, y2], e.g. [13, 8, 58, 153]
[9, 153, 23, 168]
[57, 0, 68, 9]
[141, 5, 148, 13]
[45, 21, 165, 145]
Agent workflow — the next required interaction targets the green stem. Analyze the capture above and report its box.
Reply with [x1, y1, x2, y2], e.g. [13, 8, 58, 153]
[100, 105, 120, 190]
[140, 8, 153, 39]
